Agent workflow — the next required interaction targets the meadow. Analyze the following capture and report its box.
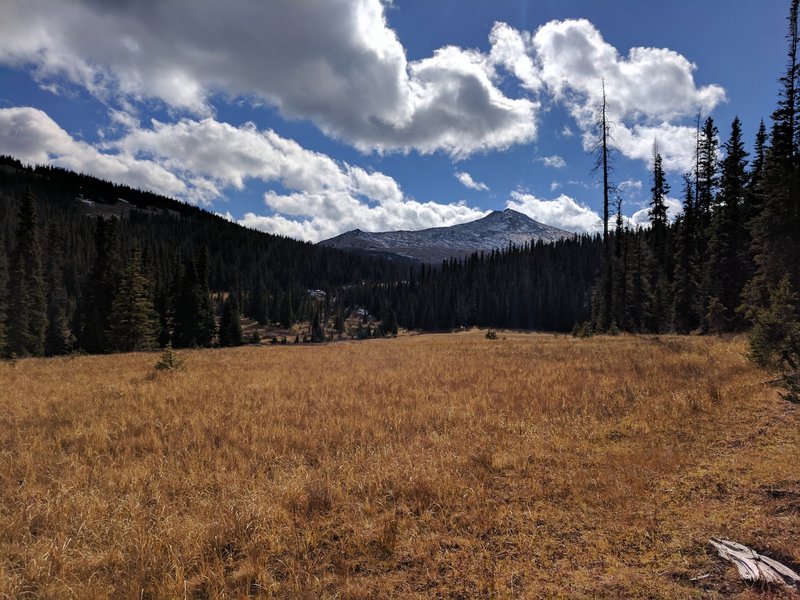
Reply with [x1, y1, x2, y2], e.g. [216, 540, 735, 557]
[1, 331, 798, 598]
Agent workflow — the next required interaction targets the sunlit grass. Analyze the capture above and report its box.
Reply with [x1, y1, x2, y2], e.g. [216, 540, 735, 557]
[1, 331, 797, 598]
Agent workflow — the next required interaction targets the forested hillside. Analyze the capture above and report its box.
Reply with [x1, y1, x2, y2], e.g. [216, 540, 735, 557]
[0, 157, 401, 355]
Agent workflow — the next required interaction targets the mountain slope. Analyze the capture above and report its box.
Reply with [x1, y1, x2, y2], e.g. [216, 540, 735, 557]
[319, 209, 574, 263]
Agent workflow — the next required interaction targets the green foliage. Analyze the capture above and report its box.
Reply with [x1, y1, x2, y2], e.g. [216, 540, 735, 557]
[672, 175, 699, 334]
[748, 276, 799, 367]
[7, 191, 47, 356]
[44, 227, 72, 356]
[80, 217, 121, 353]
[705, 297, 726, 336]
[108, 247, 159, 352]
[334, 311, 345, 333]
[173, 253, 216, 348]
[485, 329, 498, 340]
[574, 321, 594, 338]
[154, 343, 184, 371]
[0, 235, 7, 356]
[218, 295, 243, 347]
[310, 311, 325, 343]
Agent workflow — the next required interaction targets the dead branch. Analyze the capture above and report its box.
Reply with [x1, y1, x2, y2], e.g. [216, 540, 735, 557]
[709, 538, 800, 588]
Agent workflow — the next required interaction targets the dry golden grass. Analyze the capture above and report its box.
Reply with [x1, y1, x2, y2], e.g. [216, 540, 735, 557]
[1, 331, 798, 599]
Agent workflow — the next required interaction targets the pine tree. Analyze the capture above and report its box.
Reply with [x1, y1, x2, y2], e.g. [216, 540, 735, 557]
[310, 310, 325, 343]
[649, 149, 671, 332]
[611, 199, 628, 330]
[219, 295, 243, 347]
[80, 218, 121, 353]
[672, 175, 700, 333]
[703, 117, 749, 329]
[0, 234, 7, 355]
[7, 191, 47, 356]
[696, 117, 720, 231]
[196, 247, 216, 346]
[44, 226, 72, 355]
[173, 257, 207, 348]
[247, 279, 269, 325]
[108, 247, 159, 352]
[334, 309, 345, 333]
[749, 120, 768, 198]
[626, 232, 653, 332]
[747, 0, 800, 313]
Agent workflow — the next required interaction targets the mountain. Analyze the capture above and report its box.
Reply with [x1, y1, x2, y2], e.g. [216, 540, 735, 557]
[319, 209, 574, 263]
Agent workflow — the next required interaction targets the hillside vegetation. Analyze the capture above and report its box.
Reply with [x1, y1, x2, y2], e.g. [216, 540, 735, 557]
[1, 331, 797, 598]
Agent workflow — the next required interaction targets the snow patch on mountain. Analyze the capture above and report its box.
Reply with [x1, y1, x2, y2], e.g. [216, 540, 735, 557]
[319, 209, 574, 263]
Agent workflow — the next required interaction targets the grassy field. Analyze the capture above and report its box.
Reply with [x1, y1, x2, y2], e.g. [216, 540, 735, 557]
[1, 331, 798, 599]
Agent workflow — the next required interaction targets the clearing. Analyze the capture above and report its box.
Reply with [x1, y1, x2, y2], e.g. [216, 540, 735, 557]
[1, 331, 798, 598]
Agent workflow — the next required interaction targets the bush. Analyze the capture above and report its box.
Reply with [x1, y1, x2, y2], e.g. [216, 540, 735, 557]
[749, 276, 798, 367]
[485, 330, 498, 340]
[154, 343, 184, 371]
[749, 275, 800, 403]
[577, 321, 594, 338]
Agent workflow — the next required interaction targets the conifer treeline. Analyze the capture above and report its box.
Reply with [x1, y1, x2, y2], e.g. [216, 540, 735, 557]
[589, 0, 800, 337]
[0, 160, 402, 356]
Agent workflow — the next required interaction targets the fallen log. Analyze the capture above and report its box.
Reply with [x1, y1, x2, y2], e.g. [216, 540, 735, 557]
[709, 538, 800, 589]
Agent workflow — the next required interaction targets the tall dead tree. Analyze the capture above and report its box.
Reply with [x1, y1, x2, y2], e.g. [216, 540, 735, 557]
[593, 79, 616, 329]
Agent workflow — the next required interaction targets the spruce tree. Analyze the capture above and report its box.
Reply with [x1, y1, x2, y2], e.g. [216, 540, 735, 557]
[747, 0, 800, 313]
[310, 310, 325, 342]
[0, 234, 7, 355]
[219, 295, 243, 347]
[44, 226, 72, 355]
[702, 117, 749, 329]
[173, 257, 202, 347]
[649, 149, 671, 332]
[7, 191, 47, 356]
[749, 120, 768, 199]
[611, 199, 628, 330]
[196, 247, 216, 346]
[695, 117, 720, 231]
[80, 218, 121, 353]
[108, 247, 159, 352]
[626, 232, 653, 332]
[672, 175, 700, 333]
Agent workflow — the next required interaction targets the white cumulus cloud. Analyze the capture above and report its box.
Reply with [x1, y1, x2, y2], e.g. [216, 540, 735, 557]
[539, 154, 567, 168]
[0, 0, 537, 158]
[506, 191, 601, 233]
[455, 171, 489, 191]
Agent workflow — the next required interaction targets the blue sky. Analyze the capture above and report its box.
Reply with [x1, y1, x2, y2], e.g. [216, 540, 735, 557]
[0, 0, 787, 241]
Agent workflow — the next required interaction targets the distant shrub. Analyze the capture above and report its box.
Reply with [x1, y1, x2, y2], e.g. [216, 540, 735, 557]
[577, 321, 594, 338]
[485, 330, 498, 340]
[154, 343, 184, 371]
[608, 322, 620, 336]
[249, 330, 261, 345]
